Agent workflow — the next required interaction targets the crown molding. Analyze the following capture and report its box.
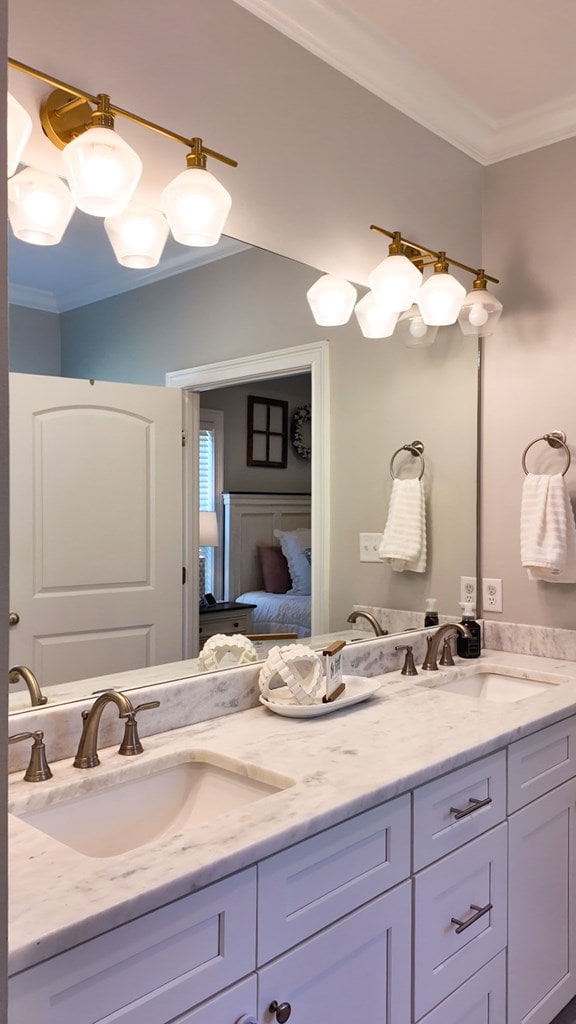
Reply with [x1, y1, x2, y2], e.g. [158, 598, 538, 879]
[9, 284, 59, 313]
[233, 0, 576, 165]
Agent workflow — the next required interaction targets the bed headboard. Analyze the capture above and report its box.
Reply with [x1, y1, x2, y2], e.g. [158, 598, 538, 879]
[222, 492, 311, 600]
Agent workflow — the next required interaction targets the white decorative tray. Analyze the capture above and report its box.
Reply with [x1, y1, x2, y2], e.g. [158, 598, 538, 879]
[259, 675, 381, 718]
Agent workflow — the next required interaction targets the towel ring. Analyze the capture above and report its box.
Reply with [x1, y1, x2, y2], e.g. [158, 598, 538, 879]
[390, 440, 425, 481]
[522, 431, 571, 477]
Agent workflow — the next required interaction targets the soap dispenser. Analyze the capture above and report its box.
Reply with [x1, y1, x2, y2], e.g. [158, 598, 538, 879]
[424, 598, 439, 627]
[457, 602, 481, 659]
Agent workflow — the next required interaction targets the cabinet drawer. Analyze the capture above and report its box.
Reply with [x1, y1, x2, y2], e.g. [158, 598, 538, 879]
[257, 795, 411, 963]
[414, 823, 507, 1019]
[419, 952, 506, 1024]
[413, 750, 506, 870]
[508, 715, 576, 812]
[8, 869, 256, 1024]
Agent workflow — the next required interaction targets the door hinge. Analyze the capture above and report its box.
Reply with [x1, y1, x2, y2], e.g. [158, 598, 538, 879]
[181, 430, 186, 447]
[182, 566, 187, 585]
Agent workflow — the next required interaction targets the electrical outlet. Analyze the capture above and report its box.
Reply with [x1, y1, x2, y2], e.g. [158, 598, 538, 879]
[482, 577, 503, 613]
[460, 576, 477, 607]
[359, 533, 383, 562]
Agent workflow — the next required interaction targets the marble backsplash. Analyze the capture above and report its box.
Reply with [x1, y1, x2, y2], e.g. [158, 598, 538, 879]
[483, 620, 576, 661]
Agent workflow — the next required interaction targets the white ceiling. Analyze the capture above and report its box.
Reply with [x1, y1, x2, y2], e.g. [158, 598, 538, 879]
[233, 0, 576, 164]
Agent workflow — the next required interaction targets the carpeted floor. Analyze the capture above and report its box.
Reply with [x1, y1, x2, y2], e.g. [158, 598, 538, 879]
[553, 998, 576, 1023]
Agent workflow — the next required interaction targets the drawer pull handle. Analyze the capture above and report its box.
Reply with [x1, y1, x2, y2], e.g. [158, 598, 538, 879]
[451, 901, 493, 934]
[450, 795, 492, 819]
[269, 1001, 292, 1022]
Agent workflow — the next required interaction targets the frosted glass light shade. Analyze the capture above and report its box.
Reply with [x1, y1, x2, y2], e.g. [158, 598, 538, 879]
[368, 254, 422, 313]
[8, 167, 75, 245]
[306, 274, 357, 326]
[62, 125, 142, 217]
[161, 166, 232, 247]
[7, 92, 32, 177]
[458, 288, 503, 336]
[416, 272, 466, 326]
[354, 292, 399, 338]
[104, 206, 169, 268]
[395, 305, 439, 348]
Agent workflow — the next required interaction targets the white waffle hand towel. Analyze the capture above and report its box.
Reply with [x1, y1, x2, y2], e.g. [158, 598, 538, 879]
[521, 473, 576, 583]
[378, 477, 427, 573]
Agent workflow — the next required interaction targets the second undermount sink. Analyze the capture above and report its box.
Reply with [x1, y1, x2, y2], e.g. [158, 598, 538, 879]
[13, 753, 293, 859]
[420, 667, 564, 703]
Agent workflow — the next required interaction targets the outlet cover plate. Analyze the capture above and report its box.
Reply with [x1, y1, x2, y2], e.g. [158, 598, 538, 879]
[460, 576, 477, 607]
[482, 578, 503, 613]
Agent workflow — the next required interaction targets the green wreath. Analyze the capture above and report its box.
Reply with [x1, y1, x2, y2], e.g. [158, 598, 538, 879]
[290, 404, 311, 461]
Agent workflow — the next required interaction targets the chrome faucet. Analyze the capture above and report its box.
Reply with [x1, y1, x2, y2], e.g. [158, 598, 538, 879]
[347, 610, 388, 636]
[9, 665, 47, 707]
[73, 690, 135, 769]
[421, 622, 472, 671]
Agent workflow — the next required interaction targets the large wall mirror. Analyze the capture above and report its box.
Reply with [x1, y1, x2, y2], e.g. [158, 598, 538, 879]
[8, 211, 479, 713]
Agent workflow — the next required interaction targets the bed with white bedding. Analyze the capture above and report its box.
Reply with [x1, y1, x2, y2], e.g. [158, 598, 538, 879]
[223, 492, 312, 636]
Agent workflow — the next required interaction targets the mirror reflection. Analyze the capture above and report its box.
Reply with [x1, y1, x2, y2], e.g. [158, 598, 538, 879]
[8, 213, 478, 714]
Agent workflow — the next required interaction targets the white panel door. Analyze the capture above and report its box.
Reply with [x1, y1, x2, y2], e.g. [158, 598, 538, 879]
[9, 373, 183, 686]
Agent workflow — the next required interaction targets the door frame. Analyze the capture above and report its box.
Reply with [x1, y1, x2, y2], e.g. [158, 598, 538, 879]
[167, 340, 330, 645]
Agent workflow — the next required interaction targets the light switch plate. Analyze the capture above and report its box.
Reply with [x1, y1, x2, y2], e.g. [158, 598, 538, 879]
[360, 533, 383, 562]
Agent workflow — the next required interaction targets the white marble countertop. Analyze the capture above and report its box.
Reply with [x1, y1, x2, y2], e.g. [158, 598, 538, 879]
[9, 647, 576, 975]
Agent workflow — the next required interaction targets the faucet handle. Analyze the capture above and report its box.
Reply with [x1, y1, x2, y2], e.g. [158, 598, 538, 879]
[395, 644, 418, 676]
[439, 636, 456, 667]
[9, 730, 53, 782]
[118, 701, 161, 756]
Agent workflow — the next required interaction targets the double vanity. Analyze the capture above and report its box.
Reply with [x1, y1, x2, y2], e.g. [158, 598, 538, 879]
[8, 627, 576, 1023]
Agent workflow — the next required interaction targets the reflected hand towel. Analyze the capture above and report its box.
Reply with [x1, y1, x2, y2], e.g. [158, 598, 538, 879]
[521, 473, 576, 583]
[378, 477, 427, 573]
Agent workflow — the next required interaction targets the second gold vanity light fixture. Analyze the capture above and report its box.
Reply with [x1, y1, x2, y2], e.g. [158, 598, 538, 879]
[6, 59, 238, 266]
[306, 226, 502, 341]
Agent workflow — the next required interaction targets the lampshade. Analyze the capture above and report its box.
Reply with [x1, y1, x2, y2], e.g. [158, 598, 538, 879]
[416, 271, 466, 326]
[306, 274, 357, 326]
[458, 287, 503, 336]
[395, 305, 439, 348]
[8, 167, 75, 245]
[199, 510, 219, 547]
[354, 292, 399, 338]
[104, 206, 169, 268]
[7, 92, 32, 177]
[368, 254, 422, 313]
[61, 125, 143, 217]
[161, 166, 232, 247]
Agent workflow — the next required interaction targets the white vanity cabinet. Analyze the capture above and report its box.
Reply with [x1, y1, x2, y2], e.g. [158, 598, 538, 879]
[507, 717, 576, 1024]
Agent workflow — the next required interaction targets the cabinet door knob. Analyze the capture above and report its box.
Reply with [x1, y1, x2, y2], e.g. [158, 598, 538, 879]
[269, 1001, 292, 1023]
[9, 611, 20, 626]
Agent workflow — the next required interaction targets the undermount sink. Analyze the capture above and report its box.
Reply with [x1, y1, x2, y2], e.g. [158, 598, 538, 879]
[13, 753, 293, 858]
[420, 667, 563, 703]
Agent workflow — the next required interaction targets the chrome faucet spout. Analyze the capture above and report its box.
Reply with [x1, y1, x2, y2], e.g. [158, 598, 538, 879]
[9, 665, 48, 707]
[73, 690, 135, 769]
[346, 610, 387, 636]
[421, 623, 472, 671]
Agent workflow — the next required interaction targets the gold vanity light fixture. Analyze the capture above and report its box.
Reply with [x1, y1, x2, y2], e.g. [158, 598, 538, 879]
[370, 225, 502, 336]
[6, 58, 238, 261]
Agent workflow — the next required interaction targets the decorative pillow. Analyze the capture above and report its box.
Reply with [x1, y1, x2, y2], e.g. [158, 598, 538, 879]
[273, 528, 312, 595]
[258, 545, 291, 594]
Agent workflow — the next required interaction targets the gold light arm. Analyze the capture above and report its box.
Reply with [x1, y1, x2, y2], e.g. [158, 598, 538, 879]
[370, 224, 499, 285]
[8, 57, 238, 168]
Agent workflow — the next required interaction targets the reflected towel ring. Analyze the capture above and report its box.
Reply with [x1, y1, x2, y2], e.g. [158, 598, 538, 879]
[390, 440, 425, 481]
[522, 431, 571, 477]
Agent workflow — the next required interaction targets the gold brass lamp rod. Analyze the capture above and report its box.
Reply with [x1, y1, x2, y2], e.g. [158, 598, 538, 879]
[370, 224, 499, 285]
[8, 57, 238, 167]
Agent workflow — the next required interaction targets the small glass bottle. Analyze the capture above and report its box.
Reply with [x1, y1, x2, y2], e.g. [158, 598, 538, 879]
[424, 598, 439, 627]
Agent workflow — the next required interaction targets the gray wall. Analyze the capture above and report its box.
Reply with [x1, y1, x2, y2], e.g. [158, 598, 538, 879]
[1, 0, 9, 1008]
[201, 376, 312, 494]
[482, 137, 576, 628]
[9, 304, 61, 375]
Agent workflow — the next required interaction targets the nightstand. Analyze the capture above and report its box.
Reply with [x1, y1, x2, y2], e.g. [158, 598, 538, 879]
[198, 600, 256, 649]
